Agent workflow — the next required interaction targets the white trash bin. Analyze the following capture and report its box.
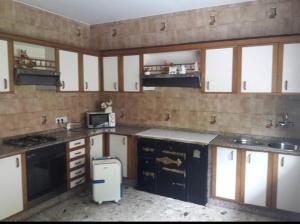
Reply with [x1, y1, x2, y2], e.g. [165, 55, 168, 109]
[92, 157, 122, 204]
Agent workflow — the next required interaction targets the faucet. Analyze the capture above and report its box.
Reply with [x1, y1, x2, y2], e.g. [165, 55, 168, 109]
[276, 113, 295, 128]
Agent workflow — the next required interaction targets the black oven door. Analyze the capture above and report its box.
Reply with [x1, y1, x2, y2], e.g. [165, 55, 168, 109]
[26, 143, 67, 207]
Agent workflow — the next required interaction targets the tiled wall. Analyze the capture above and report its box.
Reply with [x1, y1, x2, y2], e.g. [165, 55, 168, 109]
[0, 86, 101, 138]
[0, 0, 90, 48]
[100, 89, 300, 138]
[90, 0, 300, 50]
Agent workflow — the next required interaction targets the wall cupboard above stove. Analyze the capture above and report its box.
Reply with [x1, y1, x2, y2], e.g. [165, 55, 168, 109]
[0, 39, 12, 93]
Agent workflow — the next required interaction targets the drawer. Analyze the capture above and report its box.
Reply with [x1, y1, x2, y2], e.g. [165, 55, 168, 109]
[70, 176, 86, 189]
[69, 139, 85, 149]
[70, 157, 85, 169]
[70, 167, 86, 179]
[69, 148, 85, 159]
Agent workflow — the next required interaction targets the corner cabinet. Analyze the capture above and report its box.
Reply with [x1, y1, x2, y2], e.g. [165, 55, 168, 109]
[0, 154, 24, 220]
[281, 43, 300, 93]
[83, 54, 100, 92]
[204, 48, 234, 92]
[58, 49, 79, 91]
[103, 56, 119, 92]
[241, 45, 274, 93]
[123, 55, 140, 92]
[276, 154, 300, 213]
[0, 39, 11, 92]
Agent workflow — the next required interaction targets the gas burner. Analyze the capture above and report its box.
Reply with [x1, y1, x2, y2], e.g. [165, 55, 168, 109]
[4, 134, 57, 147]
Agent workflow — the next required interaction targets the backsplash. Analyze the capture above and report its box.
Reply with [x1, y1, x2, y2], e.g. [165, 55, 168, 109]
[100, 88, 300, 139]
[0, 86, 101, 138]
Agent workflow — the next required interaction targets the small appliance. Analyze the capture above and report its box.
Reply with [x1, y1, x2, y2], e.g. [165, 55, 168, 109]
[86, 112, 116, 129]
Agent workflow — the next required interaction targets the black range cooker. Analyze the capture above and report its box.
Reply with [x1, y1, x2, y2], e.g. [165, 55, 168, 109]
[137, 138, 208, 205]
[4, 134, 67, 208]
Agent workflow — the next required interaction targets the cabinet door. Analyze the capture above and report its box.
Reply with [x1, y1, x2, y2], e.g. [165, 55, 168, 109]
[205, 48, 233, 92]
[0, 155, 23, 220]
[103, 56, 118, 92]
[277, 154, 300, 213]
[123, 55, 140, 92]
[109, 134, 128, 177]
[59, 50, 79, 91]
[90, 134, 103, 178]
[282, 43, 300, 93]
[241, 45, 273, 93]
[215, 147, 237, 200]
[83, 54, 99, 92]
[0, 40, 10, 92]
[244, 151, 268, 207]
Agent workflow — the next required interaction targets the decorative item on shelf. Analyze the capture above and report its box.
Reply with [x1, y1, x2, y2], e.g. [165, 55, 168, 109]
[100, 99, 113, 113]
[15, 49, 36, 69]
[194, 61, 199, 72]
[163, 60, 173, 74]
[168, 66, 177, 75]
[179, 65, 186, 75]
[144, 67, 151, 76]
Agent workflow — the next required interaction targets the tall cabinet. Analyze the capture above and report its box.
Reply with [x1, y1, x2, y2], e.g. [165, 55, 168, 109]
[0, 39, 10, 92]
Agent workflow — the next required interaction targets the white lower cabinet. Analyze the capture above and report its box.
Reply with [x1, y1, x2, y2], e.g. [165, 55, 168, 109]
[244, 151, 268, 207]
[0, 154, 24, 220]
[109, 134, 128, 178]
[277, 154, 300, 213]
[90, 134, 103, 178]
[215, 147, 237, 200]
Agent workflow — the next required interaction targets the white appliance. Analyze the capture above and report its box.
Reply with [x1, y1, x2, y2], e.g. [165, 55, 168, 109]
[86, 112, 116, 129]
[92, 157, 122, 204]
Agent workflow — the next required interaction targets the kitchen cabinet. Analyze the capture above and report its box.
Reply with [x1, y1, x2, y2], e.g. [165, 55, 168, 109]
[89, 134, 103, 178]
[0, 154, 24, 220]
[83, 54, 100, 92]
[276, 154, 300, 213]
[205, 47, 233, 92]
[241, 45, 273, 93]
[0, 39, 10, 92]
[215, 147, 237, 200]
[103, 56, 119, 92]
[58, 49, 79, 91]
[109, 134, 128, 177]
[281, 43, 300, 93]
[244, 151, 268, 207]
[123, 55, 140, 92]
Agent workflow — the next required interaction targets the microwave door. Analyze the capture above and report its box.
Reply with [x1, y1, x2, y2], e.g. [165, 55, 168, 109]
[90, 114, 109, 127]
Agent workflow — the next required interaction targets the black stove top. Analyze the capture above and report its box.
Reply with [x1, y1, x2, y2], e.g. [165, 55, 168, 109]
[4, 134, 57, 147]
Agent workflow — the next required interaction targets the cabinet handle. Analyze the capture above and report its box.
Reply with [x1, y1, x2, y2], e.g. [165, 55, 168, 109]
[75, 161, 82, 165]
[85, 82, 88, 90]
[122, 137, 126, 145]
[243, 81, 247, 91]
[247, 154, 251, 163]
[61, 80, 65, 89]
[229, 151, 234, 161]
[16, 158, 20, 168]
[281, 157, 285, 167]
[75, 171, 83, 175]
[91, 138, 94, 146]
[206, 81, 210, 91]
[74, 142, 81, 146]
[4, 78, 8, 89]
[284, 80, 288, 91]
[135, 82, 139, 90]
[114, 82, 117, 90]
[74, 152, 82, 155]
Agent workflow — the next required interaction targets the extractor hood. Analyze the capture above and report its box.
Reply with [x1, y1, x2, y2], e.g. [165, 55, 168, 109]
[15, 68, 61, 86]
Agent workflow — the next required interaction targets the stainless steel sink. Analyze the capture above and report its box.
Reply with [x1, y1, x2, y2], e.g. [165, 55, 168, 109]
[233, 137, 264, 146]
[268, 142, 300, 151]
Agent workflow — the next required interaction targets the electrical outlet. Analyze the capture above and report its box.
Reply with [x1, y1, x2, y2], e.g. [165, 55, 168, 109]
[55, 116, 68, 124]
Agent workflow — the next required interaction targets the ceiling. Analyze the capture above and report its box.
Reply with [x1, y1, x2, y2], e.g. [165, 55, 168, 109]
[15, 0, 253, 25]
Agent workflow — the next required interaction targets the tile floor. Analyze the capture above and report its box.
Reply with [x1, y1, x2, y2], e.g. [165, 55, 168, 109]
[26, 186, 279, 222]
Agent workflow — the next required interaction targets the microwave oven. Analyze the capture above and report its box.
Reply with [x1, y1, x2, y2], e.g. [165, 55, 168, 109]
[86, 112, 116, 128]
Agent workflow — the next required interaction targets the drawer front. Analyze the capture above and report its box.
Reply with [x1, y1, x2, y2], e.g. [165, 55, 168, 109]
[70, 176, 86, 189]
[69, 139, 85, 149]
[69, 148, 85, 159]
[70, 157, 85, 169]
[70, 167, 86, 179]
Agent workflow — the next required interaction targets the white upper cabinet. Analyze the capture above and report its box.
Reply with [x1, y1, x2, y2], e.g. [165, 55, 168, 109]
[123, 55, 140, 92]
[282, 43, 300, 93]
[277, 154, 300, 213]
[0, 40, 10, 92]
[0, 154, 24, 220]
[83, 54, 100, 92]
[215, 147, 237, 200]
[244, 151, 268, 207]
[241, 45, 273, 93]
[59, 50, 79, 91]
[205, 48, 234, 92]
[103, 56, 119, 92]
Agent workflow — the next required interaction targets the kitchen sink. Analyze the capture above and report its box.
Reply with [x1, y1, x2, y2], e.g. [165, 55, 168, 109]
[233, 137, 264, 146]
[268, 142, 300, 151]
